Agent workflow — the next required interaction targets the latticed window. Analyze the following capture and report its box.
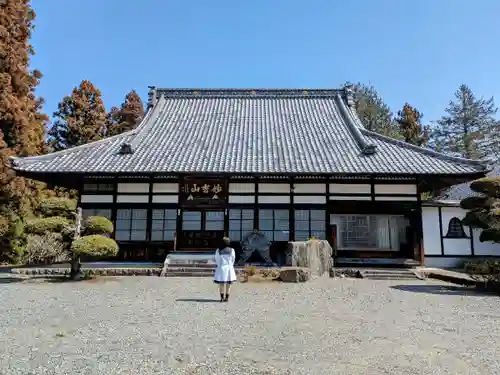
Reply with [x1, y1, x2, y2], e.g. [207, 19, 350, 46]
[259, 209, 289, 241]
[294, 209, 326, 241]
[445, 217, 468, 238]
[228, 209, 254, 241]
[330, 214, 408, 251]
[151, 209, 177, 241]
[115, 208, 148, 241]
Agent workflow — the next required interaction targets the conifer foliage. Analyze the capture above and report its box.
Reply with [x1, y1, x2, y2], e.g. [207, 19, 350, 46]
[430, 84, 497, 159]
[48, 80, 107, 151]
[394, 103, 429, 146]
[0, 0, 48, 261]
[106, 90, 144, 136]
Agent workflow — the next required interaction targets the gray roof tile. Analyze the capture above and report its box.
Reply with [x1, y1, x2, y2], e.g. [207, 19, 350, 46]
[11, 88, 489, 175]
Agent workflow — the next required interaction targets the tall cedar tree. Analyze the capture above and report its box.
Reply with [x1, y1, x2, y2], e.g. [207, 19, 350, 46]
[0, 0, 48, 256]
[49, 80, 106, 151]
[430, 85, 497, 159]
[395, 103, 429, 146]
[344, 82, 400, 138]
[106, 90, 144, 136]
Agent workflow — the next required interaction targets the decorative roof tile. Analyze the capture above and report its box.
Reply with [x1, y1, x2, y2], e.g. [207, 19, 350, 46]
[10, 88, 489, 176]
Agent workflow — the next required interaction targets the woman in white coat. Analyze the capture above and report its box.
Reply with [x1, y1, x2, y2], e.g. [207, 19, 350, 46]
[214, 237, 237, 302]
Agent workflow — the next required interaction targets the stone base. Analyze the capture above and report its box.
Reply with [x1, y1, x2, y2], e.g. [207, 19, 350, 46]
[278, 267, 310, 283]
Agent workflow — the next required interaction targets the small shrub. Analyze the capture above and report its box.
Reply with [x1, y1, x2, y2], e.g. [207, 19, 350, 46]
[71, 235, 119, 257]
[25, 216, 71, 235]
[84, 216, 113, 235]
[25, 233, 69, 265]
[245, 265, 257, 276]
[465, 260, 500, 290]
[38, 198, 77, 219]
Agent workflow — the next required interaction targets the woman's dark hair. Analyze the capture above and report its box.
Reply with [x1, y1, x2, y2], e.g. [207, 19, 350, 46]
[220, 237, 231, 248]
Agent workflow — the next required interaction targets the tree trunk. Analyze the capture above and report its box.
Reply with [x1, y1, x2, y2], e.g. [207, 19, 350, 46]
[70, 254, 82, 280]
[70, 207, 83, 280]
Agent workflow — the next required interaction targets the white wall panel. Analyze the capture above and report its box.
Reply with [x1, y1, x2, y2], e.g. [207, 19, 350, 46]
[258, 195, 290, 204]
[152, 195, 178, 203]
[229, 183, 255, 193]
[375, 196, 417, 201]
[329, 196, 372, 201]
[152, 183, 178, 193]
[116, 195, 149, 203]
[374, 184, 417, 195]
[80, 195, 113, 203]
[117, 183, 149, 193]
[258, 183, 290, 194]
[422, 207, 441, 255]
[293, 184, 326, 194]
[229, 195, 256, 204]
[294, 196, 327, 204]
[329, 184, 371, 194]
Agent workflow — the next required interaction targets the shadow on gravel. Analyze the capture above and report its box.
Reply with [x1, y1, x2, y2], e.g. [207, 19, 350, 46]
[391, 284, 496, 296]
[0, 277, 27, 284]
[176, 298, 222, 303]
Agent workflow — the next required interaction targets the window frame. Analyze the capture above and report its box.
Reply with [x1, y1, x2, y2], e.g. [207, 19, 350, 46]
[258, 208, 290, 242]
[150, 208, 178, 242]
[115, 207, 149, 242]
[444, 217, 469, 239]
[228, 208, 255, 242]
[294, 208, 326, 241]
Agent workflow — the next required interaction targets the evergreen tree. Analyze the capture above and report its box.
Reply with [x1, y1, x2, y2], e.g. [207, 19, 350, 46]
[394, 103, 429, 146]
[106, 90, 144, 136]
[344, 82, 399, 137]
[48, 80, 106, 151]
[430, 85, 497, 159]
[0, 0, 49, 261]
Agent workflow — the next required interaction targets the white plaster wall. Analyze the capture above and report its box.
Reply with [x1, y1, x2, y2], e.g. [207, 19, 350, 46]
[117, 183, 149, 193]
[258, 195, 290, 204]
[422, 206, 441, 255]
[258, 183, 289, 193]
[293, 184, 326, 194]
[229, 183, 255, 193]
[80, 195, 113, 203]
[228, 195, 256, 204]
[152, 195, 178, 203]
[116, 195, 149, 203]
[329, 183, 370, 194]
[440, 207, 471, 256]
[374, 184, 417, 195]
[152, 183, 178, 193]
[294, 196, 327, 204]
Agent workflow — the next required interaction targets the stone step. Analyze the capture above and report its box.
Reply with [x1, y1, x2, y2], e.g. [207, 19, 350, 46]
[364, 275, 419, 280]
[362, 269, 419, 280]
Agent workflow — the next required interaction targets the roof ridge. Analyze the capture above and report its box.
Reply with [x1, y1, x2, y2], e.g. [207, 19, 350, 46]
[9, 104, 155, 167]
[362, 129, 490, 170]
[152, 88, 345, 99]
[335, 94, 377, 155]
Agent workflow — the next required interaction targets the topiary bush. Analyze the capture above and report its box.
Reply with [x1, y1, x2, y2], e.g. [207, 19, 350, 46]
[84, 216, 113, 235]
[71, 235, 119, 257]
[25, 232, 69, 265]
[464, 259, 500, 291]
[25, 217, 71, 235]
[38, 198, 77, 219]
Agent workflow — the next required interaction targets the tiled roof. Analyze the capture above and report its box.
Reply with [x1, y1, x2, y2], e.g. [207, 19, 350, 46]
[10, 88, 489, 176]
[437, 165, 500, 200]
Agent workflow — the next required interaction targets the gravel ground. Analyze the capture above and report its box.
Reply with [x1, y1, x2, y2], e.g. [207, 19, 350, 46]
[0, 275, 499, 375]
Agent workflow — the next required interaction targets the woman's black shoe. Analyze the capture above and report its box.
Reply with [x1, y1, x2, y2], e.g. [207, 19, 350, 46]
[224, 294, 229, 302]
[220, 294, 224, 302]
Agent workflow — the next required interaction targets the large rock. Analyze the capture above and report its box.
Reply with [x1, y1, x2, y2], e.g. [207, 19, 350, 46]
[279, 267, 310, 283]
[286, 240, 333, 277]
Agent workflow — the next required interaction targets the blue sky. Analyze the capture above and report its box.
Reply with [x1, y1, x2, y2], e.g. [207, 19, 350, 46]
[32, 0, 499, 123]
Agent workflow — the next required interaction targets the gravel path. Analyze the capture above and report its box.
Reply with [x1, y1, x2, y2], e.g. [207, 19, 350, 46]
[0, 275, 499, 375]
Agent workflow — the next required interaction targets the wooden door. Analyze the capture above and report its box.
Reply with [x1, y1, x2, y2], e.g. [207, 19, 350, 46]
[178, 210, 225, 250]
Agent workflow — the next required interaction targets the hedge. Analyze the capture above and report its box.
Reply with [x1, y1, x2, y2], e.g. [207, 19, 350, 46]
[39, 198, 77, 218]
[25, 216, 71, 235]
[85, 216, 113, 235]
[71, 235, 119, 257]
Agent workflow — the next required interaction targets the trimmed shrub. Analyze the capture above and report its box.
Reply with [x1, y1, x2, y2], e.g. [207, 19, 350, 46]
[25, 233, 69, 265]
[25, 216, 71, 235]
[71, 235, 119, 257]
[470, 177, 500, 198]
[84, 216, 113, 235]
[38, 198, 77, 218]
[465, 259, 500, 291]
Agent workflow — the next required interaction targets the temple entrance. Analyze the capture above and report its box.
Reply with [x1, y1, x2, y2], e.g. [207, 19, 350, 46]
[177, 209, 225, 251]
